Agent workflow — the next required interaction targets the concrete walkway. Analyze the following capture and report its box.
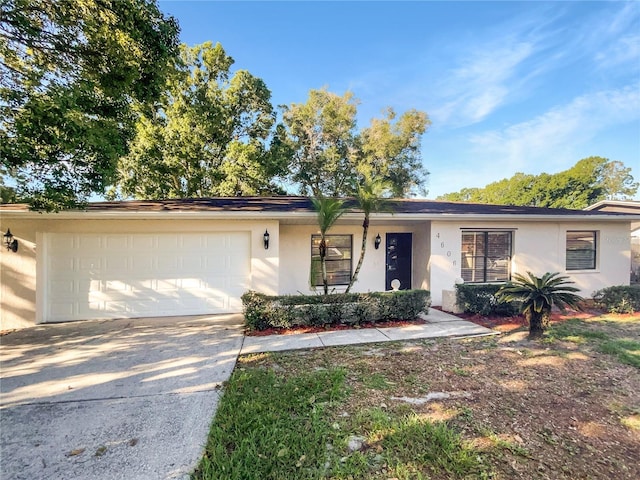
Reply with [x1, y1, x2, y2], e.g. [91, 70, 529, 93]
[241, 308, 496, 354]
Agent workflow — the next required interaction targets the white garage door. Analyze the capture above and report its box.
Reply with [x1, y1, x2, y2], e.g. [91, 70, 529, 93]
[44, 232, 251, 322]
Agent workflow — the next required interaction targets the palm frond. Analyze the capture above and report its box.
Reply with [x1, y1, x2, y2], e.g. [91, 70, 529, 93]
[311, 196, 346, 234]
[497, 271, 584, 316]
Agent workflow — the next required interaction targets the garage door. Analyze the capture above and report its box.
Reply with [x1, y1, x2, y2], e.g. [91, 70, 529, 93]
[44, 232, 251, 322]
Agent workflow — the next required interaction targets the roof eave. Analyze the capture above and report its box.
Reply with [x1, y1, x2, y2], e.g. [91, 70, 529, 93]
[1, 210, 638, 222]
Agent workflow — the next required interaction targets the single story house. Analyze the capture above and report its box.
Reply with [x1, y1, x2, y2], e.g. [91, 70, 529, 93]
[1, 196, 638, 330]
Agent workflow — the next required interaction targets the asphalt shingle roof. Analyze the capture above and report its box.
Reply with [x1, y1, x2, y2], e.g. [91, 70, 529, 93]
[76, 196, 635, 216]
[1, 196, 637, 217]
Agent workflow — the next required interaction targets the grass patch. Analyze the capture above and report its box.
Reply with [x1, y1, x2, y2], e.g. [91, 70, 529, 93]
[363, 372, 394, 390]
[381, 414, 486, 478]
[547, 318, 640, 368]
[452, 366, 471, 377]
[192, 366, 347, 479]
[547, 320, 609, 342]
[193, 361, 489, 479]
[598, 339, 640, 368]
[621, 414, 640, 431]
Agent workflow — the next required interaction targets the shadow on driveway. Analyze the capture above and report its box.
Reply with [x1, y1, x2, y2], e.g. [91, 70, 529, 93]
[0, 314, 244, 480]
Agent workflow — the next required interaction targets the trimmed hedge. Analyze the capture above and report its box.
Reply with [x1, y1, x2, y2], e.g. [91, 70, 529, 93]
[455, 283, 520, 316]
[592, 285, 640, 314]
[242, 289, 431, 331]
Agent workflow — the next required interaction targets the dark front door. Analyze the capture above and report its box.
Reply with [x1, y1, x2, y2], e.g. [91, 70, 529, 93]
[385, 233, 412, 290]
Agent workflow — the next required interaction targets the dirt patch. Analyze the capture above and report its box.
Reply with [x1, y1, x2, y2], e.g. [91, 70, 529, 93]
[242, 315, 640, 479]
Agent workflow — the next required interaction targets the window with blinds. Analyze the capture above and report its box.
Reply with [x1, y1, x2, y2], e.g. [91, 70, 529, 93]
[461, 231, 512, 283]
[566, 231, 597, 270]
[311, 235, 352, 286]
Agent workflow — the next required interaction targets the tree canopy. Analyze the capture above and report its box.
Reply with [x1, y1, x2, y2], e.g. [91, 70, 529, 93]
[438, 157, 638, 209]
[0, 0, 180, 210]
[111, 42, 287, 199]
[282, 88, 430, 197]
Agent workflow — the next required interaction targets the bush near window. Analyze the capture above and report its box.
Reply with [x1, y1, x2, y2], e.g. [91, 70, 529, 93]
[241, 290, 431, 331]
[592, 285, 640, 314]
[455, 283, 520, 316]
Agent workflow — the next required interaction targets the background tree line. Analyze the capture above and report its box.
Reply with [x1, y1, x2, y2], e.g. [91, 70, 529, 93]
[1, 1, 636, 210]
[437, 156, 638, 210]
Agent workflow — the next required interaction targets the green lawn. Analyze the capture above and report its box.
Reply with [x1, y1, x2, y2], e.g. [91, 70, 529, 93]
[192, 313, 640, 479]
[192, 362, 487, 479]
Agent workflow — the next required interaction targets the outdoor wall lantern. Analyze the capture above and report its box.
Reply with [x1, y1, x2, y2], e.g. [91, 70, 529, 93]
[4, 229, 18, 252]
[374, 233, 382, 250]
[263, 229, 270, 250]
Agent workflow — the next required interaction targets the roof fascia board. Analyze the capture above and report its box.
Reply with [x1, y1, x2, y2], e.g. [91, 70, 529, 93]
[585, 200, 640, 210]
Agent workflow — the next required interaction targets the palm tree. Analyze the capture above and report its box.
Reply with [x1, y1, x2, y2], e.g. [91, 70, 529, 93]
[345, 178, 390, 293]
[311, 196, 346, 295]
[497, 272, 583, 338]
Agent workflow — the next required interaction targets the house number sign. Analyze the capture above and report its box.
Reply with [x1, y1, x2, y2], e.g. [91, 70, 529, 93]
[435, 232, 456, 266]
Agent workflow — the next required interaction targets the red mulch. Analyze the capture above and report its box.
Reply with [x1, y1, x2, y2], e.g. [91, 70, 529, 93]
[247, 306, 634, 337]
[246, 318, 427, 336]
[441, 306, 613, 333]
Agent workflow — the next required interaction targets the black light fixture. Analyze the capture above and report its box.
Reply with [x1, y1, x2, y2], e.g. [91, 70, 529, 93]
[4, 229, 18, 252]
[263, 229, 270, 250]
[374, 233, 382, 250]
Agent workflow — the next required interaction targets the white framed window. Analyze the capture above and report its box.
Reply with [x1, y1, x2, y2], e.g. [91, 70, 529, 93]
[311, 235, 352, 286]
[566, 231, 597, 270]
[461, 231, 512, 283]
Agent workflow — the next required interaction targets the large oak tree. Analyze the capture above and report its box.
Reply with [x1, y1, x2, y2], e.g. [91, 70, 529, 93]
[0, 0, 180, 210]
[112, 42, 287, 198]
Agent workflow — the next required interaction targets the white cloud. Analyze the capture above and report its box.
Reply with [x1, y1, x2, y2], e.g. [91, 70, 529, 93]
[567, 2, 640, 72]
[427, 2, 640, 130]
[431, 42, 535, 127]
[468, 84, 640, 172]
[602, 1, 639, 37]
[595, 34, 640, 69]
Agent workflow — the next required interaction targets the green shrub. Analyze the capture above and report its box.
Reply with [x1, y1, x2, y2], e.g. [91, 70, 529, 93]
[241, 290, 431, 331]
[373, 290, 430, 321]
[455, 283, 520, 316]
[240, 291, 270, 330]
[592, 285, 640, 314]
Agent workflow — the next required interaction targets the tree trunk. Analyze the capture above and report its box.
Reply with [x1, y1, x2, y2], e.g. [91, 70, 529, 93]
[526, 310, 545, 339]
[345, 217, 369, 294]
[320, 238, 328, 295]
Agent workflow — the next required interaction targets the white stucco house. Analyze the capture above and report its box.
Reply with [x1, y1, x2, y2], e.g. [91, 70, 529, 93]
[1, 196, 638, 330]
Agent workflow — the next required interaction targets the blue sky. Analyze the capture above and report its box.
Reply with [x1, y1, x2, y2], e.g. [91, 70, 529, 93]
[159, 1, 640, 199]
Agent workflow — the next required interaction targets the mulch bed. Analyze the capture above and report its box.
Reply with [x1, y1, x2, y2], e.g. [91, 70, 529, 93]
[443, 306, 612, 333]
[246, 318, 427, 336]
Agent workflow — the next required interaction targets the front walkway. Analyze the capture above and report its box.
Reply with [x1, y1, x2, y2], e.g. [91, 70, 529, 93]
[240, 309, 496, 354]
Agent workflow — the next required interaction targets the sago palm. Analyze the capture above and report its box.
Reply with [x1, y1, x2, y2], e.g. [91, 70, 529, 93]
[311, 196, 346, 295]
[497, 272, 583, 338]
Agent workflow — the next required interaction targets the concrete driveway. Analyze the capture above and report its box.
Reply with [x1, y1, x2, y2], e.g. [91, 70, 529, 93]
[0, 314, 244, 480]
